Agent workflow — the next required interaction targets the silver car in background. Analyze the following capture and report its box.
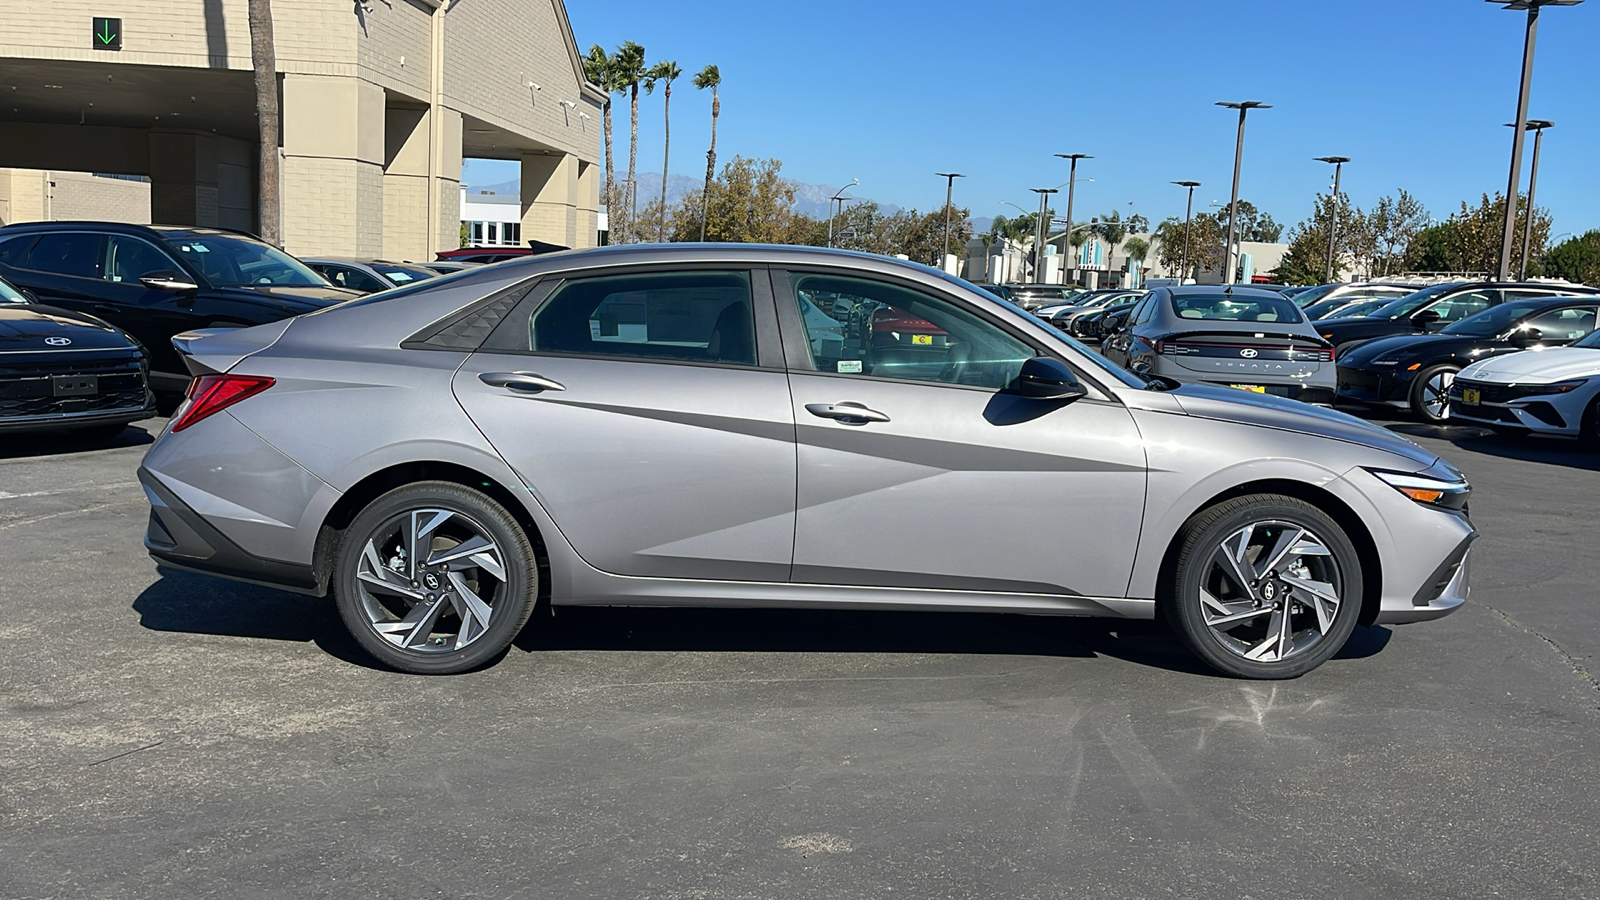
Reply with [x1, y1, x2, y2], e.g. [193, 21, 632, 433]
[1101, 286, 1338, 405]
[140, 246, 1474, 679]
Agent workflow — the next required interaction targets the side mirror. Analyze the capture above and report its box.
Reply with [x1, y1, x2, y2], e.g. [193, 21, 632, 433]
[1016, 357, 1089, 402]
[1410, 309, 1441, 330]
[139, 271, 199, 292]
[1511, 327, 1543, 347]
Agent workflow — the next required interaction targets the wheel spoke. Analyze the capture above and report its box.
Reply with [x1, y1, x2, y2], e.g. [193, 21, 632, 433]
[1214, 536, 1256, 598]
[1243, 611, 1284, 661]
[428, 534, 505, 580]
[1257, 526, 1306, 577]
[359, 539, 422, 599]
[447, 572, 496, 649]
[372, 594, 448, 648]
[1275, 598, 1295, 657]
[1284, 575, 1340, 633]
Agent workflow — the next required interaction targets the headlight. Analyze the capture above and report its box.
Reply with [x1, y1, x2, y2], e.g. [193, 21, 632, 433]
[1366, 464, 1470, 511]
[1515, 378, 1588, 395]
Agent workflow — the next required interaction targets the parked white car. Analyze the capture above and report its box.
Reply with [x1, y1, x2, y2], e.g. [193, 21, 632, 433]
[1450, 328, 1600, 446]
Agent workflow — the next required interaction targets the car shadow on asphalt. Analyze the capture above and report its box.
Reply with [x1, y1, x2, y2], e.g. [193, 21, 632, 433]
[132, 570, 1393, 677]
[0, 419, 159, 461]
[1385, 421, 1600, 471]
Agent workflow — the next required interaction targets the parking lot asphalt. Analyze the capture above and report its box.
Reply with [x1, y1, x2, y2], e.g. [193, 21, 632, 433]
[2, 414, 1598, 899]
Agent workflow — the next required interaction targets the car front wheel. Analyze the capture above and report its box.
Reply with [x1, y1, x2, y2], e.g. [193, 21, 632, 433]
[1409, 365, 1458, 423]
[334, 481, 538, 674]
[1163, 494, 1364, 679]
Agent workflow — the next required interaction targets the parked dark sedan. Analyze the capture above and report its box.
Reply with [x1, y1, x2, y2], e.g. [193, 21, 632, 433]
[1075, 297, 1144, 340]
[1336, 295, 1600, 422]
[1315, 281, 1598, 358]
[0, 276, 154, 437]
[0, 222, 360, 392]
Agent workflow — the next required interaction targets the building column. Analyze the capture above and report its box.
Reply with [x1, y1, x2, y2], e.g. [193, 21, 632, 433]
[574, 160, 598, 249]
[520, 152, 577, 249]
[149, 132, 221, 228]
[281, 74, 385, 257]
[381, 103, 460, 261]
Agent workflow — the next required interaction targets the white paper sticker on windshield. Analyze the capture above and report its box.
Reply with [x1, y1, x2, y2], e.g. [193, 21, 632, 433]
[837, 360, 863, 374]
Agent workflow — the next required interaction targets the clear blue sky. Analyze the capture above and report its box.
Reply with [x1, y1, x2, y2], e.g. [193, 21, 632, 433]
[470, 0, 1598, 236]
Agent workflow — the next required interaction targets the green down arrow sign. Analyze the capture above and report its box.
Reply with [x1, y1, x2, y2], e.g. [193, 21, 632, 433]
[93, 17, 122, 51]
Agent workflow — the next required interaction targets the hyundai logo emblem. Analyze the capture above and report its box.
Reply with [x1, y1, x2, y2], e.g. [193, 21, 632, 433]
[44, 336, 72, 346]
[1239, 348, 1259, 358]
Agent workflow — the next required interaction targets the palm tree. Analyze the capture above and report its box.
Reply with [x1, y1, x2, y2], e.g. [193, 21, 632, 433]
[1092, 211, 1127, 283]
[1122, 237, 1150, 288]
[645, 60, 681, 242]
[692, 64, 721, 241]
[582, 45, 617, 226]
[613, 41, 647, 243]
[247, 0, 280, 246]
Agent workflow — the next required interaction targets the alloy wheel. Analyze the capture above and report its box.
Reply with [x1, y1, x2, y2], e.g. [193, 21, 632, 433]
[353, 508, 508, 653]
[1420, 369, 1454, 421]
[1198, 520, 1345, 664]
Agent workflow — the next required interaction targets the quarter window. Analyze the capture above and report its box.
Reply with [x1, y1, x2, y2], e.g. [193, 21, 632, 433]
[26, 233, 105, 278]
[784, 272, 1035, 389]
[529, 270, 756, 366]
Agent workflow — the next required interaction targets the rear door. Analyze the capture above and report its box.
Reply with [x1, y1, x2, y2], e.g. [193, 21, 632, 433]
[99, 234, 209, 381]
[13, 232, 106, 315]
[453, 266, 798, 583]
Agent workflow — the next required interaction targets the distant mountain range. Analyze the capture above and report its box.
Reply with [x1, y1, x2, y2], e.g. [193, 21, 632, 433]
[462, 173, 899, 221]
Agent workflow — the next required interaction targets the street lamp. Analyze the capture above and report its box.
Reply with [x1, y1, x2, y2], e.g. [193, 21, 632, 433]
[1029, 187, 1059, 283]
[1054, 154, 1092, 282]
[827, 178, 858, 249]
[1487, 0, 1584, 281]
[935, 172, 965, 270]
[1314, 157, 1350, 283]
[1171, 181, 1200, 284]
[1504, 119, 1555, 279]
[1216, 101, 1271, 283]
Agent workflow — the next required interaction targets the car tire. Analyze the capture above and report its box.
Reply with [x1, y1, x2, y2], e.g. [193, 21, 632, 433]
[1161, 494, 1364, 680]
[1580, 397, 1600, 451]
[333, 480, 538, 675]
[1408, 365, 1459, 423]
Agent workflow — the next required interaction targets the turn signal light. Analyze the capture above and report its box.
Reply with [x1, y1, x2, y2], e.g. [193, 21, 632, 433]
[1397, 487, 1445, 504]
[171, 374, 275, 432]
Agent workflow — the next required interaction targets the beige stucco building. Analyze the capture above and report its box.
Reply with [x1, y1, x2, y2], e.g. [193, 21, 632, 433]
[0, 0, 604, 258]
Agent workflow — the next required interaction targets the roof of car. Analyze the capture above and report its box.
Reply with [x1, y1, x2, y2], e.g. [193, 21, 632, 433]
[452, 243, 961, 281]
[0, 221, 265, 242]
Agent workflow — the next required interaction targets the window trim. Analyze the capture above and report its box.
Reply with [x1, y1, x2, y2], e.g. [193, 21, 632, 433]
[769, 266, 1116, 401]
[477, 263, 782, 371]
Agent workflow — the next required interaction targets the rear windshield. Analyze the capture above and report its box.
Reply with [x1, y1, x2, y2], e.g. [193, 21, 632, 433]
[1171, 293, 1304, 324]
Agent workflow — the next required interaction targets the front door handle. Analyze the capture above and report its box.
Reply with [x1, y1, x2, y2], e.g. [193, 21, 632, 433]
[479, 371, 566, 393]
[805, 401, 890, 425]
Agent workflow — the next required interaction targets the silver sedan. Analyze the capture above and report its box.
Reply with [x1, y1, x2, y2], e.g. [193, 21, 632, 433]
[140, 245, 1475, 679]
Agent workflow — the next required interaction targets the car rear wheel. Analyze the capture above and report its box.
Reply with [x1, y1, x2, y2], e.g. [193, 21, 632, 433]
[1162, 494, 1364, 679]
[334, 481, 537, 674]
[1409, 365, 1458, 423]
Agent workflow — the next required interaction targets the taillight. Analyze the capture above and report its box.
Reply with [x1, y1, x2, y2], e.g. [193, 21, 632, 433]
[171, 374, 275, 432]
[1154, 339, 1165, 355]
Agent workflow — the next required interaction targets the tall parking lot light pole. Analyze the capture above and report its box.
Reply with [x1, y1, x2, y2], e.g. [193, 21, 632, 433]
[827, 178, 858, 249]
[1215, 101, 1270, 283]
[1488, 0, 1583, 281]
[1030, 188, 1059, 282]
[936, 172, 965, 269]
[1505, 119, 1554, 279]
[1315, 157, 1350, 283]
[1054, 154, 1092, 281]
[1172, 181, 1200, 284]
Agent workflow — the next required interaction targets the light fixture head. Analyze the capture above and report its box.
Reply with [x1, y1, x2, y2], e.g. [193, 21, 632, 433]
[1314, 156, 1351, 164]
[560, 100, 577, 109]
[936, 172, 966, 179]
[1216, 100, 1272, 110]
[1172, 180, 1201, 188]
[527, 82, 542, 91]
[1054, 153, 1093, 161]
[1489, 0, 1584, 9]
[1506, 118, 1556, 130]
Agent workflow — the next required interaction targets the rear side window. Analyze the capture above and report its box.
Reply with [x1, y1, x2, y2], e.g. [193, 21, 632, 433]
[529, 270, 756, 366]
[27, 233, 105, 278]
[0, 234, 38, 268]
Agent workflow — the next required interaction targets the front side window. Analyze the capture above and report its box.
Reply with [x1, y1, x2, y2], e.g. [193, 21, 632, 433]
[784, 272, 1034, 389]
[529, 270, 755, 366]
[1428, 289, 1496, 323]
[26, 233, 105, 278]
[1520, 306, 1597, 342]
[162, 235, 325, 288]
[105, 235, 180, 283]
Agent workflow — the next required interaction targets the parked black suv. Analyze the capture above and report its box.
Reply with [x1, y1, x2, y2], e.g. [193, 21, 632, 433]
[0, 275, 154, 437]
[0, 222, 359, 391]
[1314, 280, 1599, 357]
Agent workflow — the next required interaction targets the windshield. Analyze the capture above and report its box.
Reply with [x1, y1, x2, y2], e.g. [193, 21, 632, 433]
[372, 264, 436, 285]
[1290, 283, 1339, 306]
[1171, 293, 1304, 323]
[1305, 297, 1385, 320]
[0, 278, 26, 304]
[163, 235, 328, 288]
[1366, 283, 1464, 320]
[1442, 299, 1566, 338]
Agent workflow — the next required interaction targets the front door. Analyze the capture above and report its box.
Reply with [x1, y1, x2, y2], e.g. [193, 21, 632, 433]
[774, 269, 1148, 598]
[453, 267, 798, 583]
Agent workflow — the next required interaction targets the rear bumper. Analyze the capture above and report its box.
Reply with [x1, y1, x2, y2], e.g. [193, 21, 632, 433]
[0, 402, 154, 433]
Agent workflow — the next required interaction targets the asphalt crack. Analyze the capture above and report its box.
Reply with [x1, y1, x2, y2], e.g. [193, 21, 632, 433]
[1480, 601, 1600, 702]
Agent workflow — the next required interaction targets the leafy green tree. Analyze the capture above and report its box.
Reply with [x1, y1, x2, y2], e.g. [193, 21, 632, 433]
[667, 156, 801, 244]
[1400, 194, 1550, 276]
[1542, 230, 1600, 285]
[1154, 214, 1222, 280]
[644, 60, 682, 242]
[1212, 200, 1283, 243]
[1126, 213, 1149, 235]
[1368, 189, 1429, 276]
[693, 65, 722, 241]
[1272, 192, 1365, 285]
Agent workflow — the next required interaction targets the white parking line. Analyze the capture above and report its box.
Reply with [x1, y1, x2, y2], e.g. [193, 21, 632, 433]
[0, 482, 139, 501]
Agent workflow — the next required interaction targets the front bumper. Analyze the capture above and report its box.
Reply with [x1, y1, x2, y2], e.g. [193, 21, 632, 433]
[1374, 539, 1473, 624]
[1447, 380, 1585, 435]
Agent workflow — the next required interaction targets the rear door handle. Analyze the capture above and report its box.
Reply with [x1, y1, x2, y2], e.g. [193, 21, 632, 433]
[805, 401, 890, 424]
[479, 371, 566, 393]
